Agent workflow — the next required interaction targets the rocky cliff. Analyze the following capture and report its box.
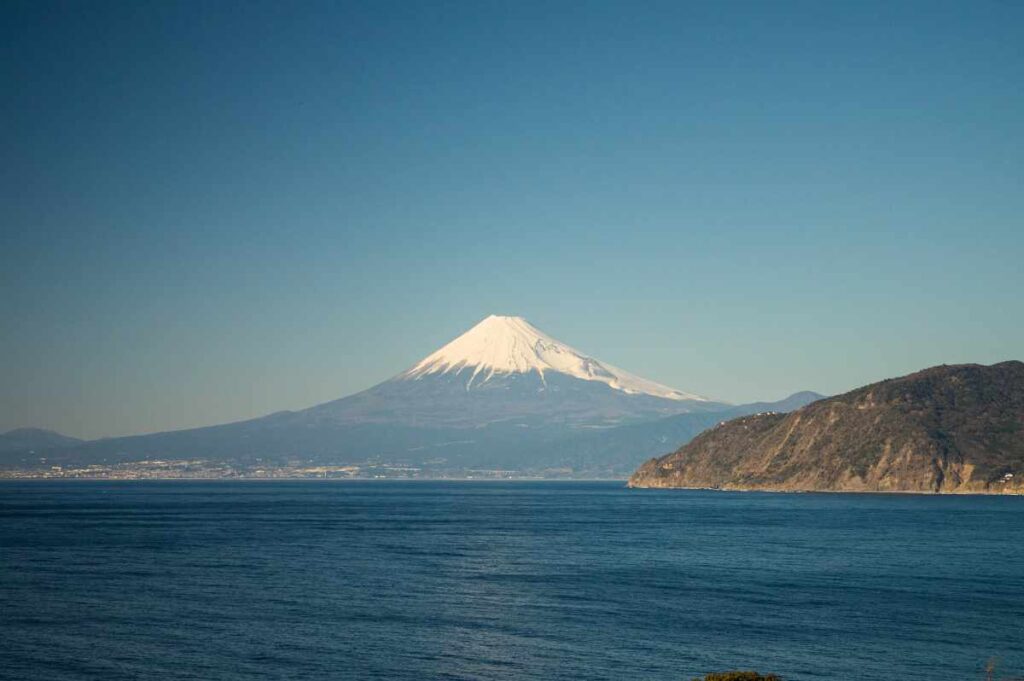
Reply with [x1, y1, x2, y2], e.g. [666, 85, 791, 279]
[629, 361, 1024, 494]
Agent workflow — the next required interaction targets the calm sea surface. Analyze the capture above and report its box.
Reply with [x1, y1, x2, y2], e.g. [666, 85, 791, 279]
[1, 481, 1022, 680]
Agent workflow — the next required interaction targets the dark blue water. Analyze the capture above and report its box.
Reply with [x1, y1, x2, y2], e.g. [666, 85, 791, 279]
[1, 481, 1022, 680]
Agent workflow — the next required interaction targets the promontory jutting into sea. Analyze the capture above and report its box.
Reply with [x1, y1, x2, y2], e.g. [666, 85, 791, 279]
[2, 315, 1021, 494]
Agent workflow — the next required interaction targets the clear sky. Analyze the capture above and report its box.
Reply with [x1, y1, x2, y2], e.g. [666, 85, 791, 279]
[2, 1, 1022, 439]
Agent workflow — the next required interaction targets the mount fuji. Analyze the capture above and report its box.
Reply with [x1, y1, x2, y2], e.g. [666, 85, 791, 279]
[303, 315, 723, 429]
[2, 316, 823, 476]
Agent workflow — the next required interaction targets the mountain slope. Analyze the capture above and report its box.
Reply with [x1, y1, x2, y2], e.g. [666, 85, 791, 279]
[629, 362, 1024, 493]
[0, 428, 82, 453]
[540, 391, 826, 474]
[3, 390, 820, 477]
[4, 316, 727, 473]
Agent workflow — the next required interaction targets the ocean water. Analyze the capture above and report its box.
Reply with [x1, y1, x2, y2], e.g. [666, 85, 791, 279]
[1, 481, 1022, 681]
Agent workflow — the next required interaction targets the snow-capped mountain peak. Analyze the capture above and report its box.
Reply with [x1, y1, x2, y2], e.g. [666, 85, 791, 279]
[401, 315, 707, 402]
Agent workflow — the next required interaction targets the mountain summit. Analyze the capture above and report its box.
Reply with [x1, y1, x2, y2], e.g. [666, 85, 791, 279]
[402, 315, 705, 401]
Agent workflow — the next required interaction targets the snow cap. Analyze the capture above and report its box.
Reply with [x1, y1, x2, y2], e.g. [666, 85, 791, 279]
[401, 315, 706, 401]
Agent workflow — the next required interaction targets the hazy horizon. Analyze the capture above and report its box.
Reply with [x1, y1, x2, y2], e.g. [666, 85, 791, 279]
[4, 1, 1022, 439]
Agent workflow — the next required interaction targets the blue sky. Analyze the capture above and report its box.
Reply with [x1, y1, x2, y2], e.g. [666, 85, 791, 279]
[2, 1, 1022, 438]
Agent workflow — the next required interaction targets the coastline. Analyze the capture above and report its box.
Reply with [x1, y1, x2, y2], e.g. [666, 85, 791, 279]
[627, 481, 1024, 496]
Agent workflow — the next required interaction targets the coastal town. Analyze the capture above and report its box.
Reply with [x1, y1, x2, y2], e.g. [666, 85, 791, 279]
[0, 459, 580, 480]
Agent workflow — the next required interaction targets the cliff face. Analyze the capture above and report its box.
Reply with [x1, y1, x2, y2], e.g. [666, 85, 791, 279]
[628, 361, 1024, 494]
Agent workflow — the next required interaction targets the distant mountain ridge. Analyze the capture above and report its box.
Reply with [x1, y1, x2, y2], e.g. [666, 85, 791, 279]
[729, 391, 825, 415]
[0, 428, 82, 453]
[629, 361, 1024, 493]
